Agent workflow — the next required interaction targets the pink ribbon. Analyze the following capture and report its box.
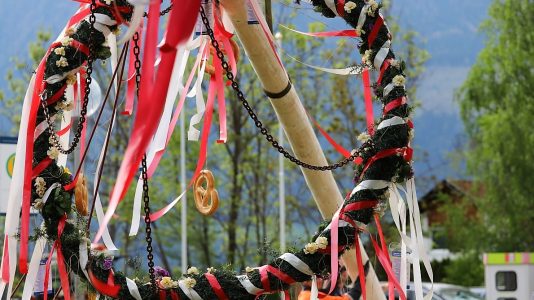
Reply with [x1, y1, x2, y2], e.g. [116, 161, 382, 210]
[1, 235, 9, 283]
[95, 0, 200, 243]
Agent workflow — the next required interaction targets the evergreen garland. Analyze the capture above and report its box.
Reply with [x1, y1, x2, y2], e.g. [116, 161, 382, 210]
[25, 0, 414, 299]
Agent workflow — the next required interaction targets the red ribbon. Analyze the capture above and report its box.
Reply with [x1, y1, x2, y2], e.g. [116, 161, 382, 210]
[370, 236, 407, 300]
[283, 27, 359, 38]
[32, 157, 53, 179]
[359, 147, 412, 181]
[362, 68, 375, 135]
[259, 266, 271, 292]
[43, 216, 69, 300]
[376, 59, 391, 86]
[205, 272, 229, 300]
[335, 0, 346, 17]
[88, 269, 121, 298]
[368, 16, 384, 47]
[383, 97, 407, 115]
[45, 84, 67, 106]
[375, 215, 395, 300]
[70, 40, 90, 56]
[355, 233, 367, 300]
[95, 0, 200, 243]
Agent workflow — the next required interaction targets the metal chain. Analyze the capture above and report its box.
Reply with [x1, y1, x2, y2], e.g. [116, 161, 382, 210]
[199, 6, 359, 171]
[41, 0, 97, 155]
[133, 32, 157, 290]
[143, 3, 173, 17]
[141, 155, 156, 289]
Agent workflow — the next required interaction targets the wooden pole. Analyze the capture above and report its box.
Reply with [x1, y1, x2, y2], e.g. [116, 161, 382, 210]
[220, 1, 386, 299]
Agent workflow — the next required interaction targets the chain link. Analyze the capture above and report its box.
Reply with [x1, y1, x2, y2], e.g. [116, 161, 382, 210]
[199, 6, 359, 171]
[141, 155, 156, 289]
[133, 32, 157, 290]
[143, 4, 173, 17]
[41, 0, 97, 155]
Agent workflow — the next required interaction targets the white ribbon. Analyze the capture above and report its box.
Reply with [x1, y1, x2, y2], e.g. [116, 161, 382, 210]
[79, 240, 90, 280]
[0, 75, 36, 298]
[377, 116, 405, 130]
[21, 226, 47, 300]
[279, 253, 314, 275]
[178, 280, 203, 300]
[311, 275, 319, 300]
[350, 179, 389, 196]
[118, 3, 146, 45]
[383, 82, 403, 98]
[237, 275, 264, 295]
[374, 40, 391, 70]
[357, 4, 371, 31]
[92, 113, 119, 250]
[188, 40, 208, 141]
[126, 277, 143, 300]
[41, 183, 62, 205]
[285, 53, 364, 76]
[129, 177, 144, 236]
[106, 31, 118, 96]
[324, 0, 340, 16]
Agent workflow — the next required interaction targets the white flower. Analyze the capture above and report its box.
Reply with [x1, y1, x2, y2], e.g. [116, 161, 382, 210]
[207, 267, 216, 274]
[409, 129, 415, 140]
[304, 242, 319, 254]
[390, 59, 400, 68]
[33, 199, 45, 210]
[362, 50, 373, 65]
[55, 101, 65, 110]
[61, 36, 73, 47]
[392, 75, 406, 86]
[35, 177, 46, 189]
[159, 277, 177, 289]
[36, 187, 46, 197]
[357, 132, 371, 143]
[187, 266, 200, 275]
[47, 147, 60, 160]
[315, 236, 328, 249]
[367, 0, 379, 16]
[64, 100, 74, 111]
[245, 266, 254, 273]
[65, 27, 75, 36]
[104, 0, 113, 4]
[56, 57, 69, 68]
[344, 1, 357, 13]
[54, 47, 66, 56]
[183, 277, 196, 288]
[66, 73, 77, 85]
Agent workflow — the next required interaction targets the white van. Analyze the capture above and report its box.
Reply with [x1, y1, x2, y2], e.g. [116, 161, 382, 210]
[484, 252, 534, 300]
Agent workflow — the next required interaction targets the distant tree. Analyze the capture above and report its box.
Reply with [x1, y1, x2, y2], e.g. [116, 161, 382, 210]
[454, 0, 534, 252]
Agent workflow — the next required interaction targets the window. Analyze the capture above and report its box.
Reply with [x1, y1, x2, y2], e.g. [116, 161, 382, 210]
[496, 271, 517, 291]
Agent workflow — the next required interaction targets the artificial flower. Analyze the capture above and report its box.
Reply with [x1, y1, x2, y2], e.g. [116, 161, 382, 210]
[54, 47, 66, 56]
[316, 236, 328, 249]
[104, 0, 113, 5]
[207, 267, 216, 274]
[362, 50, 373, 65]
[64, 100, 74, 111]
[245, 266, 254, 273]
[183, 277, 196, 289]
[102, 257, 113, 270]
[367, 0, 379, 16]
[390, 59, 400, 68]
[344, 1, 357, 13]
[357, 132, 371, 143]
[304, 242, 319, 254]
[35, 177, 46, 189]
[65, 27, 75, 36]
[154, 266, 170, 278]
[66, 73, 77, 85]
[47, 147, 60, 160]
[33, 199, 45, 210]
[187, 266, 200, 275]
[60, 36, 73, 47]
[56, 57, 69, 68]
[159, 277, 177, 289]
[392, 75, 406, 86]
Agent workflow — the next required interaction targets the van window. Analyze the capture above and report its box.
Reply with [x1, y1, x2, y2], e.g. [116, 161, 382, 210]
[496, 271, 517, 291]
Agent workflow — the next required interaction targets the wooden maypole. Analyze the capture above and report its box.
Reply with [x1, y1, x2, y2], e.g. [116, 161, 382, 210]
[220, 1, 386, 299]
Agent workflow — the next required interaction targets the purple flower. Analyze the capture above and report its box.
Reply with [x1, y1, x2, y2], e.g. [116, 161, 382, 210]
[102, 257, 113, 270]
[154, 266, 170, 278]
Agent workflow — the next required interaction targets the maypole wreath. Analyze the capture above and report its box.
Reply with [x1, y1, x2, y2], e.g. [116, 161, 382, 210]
[0, 0, 427, 299]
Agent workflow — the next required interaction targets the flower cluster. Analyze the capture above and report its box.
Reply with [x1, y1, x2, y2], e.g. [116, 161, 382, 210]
[47, 147, 60, 160]
[159, 277, 179, 290]
[367, 0, 379, 16]
[34, 177, 47, 197]
[304, 236, 329, 254]
[344, 1, 357, 13]
[154, 266, 170, 278]
[187, 266, 200, 275]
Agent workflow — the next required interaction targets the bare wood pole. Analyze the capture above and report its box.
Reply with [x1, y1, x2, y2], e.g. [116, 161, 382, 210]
[220, 1, 385, 299]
